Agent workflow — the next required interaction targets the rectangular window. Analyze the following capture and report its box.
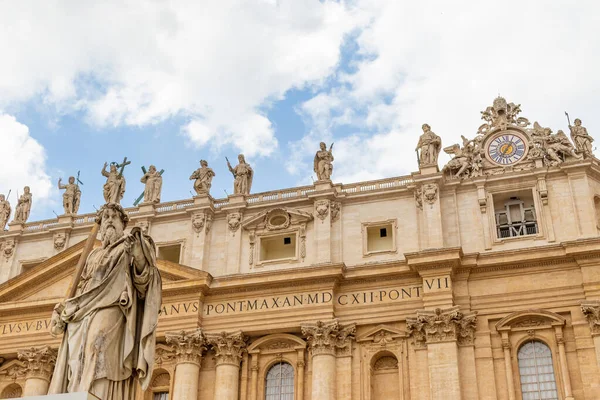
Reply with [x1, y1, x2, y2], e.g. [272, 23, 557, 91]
[259, 233, 297, 262]
[362, 220, 397, 256]
[157, 244, 182, 263]
[493, 189, 538, 239]
[153, 392, 169, 400]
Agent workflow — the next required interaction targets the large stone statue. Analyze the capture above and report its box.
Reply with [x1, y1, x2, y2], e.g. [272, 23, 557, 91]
[227, 154, 253, 195]
[102, 162, 126, 204]
[140, 165, 162, 203]
[49, 203, 162, 400]
[570, 118, 594, 159]
[58, 177, 81, 215]
[189, 160, 215, 195]
[545, 130, 582, 165]
[13, 186, 32, 223]
[314, 142, 334, 181]
[416, 124, 442, 166]
[0, 194, 10, 230]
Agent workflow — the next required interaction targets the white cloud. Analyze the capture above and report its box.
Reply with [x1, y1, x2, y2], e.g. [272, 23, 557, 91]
[0, 0, 360, 157]
[0, 114, 53, 217]
[294, 0, 600, 182]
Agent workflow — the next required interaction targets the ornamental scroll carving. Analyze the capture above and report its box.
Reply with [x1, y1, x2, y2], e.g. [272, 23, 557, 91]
[330, 202, 341, 223]
[53, 233, 67, 251]
[17, 346, 57, 381]
[407, 307, 477, 347]
[165, 328, 206, 365]
[191, 212, 205, 236]
[581, 302, 600, 336]
[227, 212, 242, 234]
[205, 331, 247, 367]
[301, 319, 356, 356]
[315, 200, 329, 222]
[423, 184, 438, 206]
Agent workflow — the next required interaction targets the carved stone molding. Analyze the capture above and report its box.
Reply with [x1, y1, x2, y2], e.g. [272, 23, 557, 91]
[154, 343, 176, 366]
[165, 328, 207, 366]
[314, 200, 329, 222]
[415, 187, 423, 210]
[299, 223, 307, 260]
[192, 212, 205, 236]
[301, 319, 356, 357]
[581, 302, 600, 336]
[205, 214, 213, 234]
[330, 202, 341, 223]
[53, 232, 67, 251]
[248, 230, 256, 266]
[227, 212, 242, 235]
[206, 331, 247, 367]
[17, 346, 57, 381]
[407, 307, 478, 347]
[423, 184, 438, 206]
[2, 238, 15, 259]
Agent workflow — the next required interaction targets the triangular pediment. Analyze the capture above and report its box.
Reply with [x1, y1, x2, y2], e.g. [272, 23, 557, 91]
[357, 324, 408, 343]
[0, 239, 210, 303]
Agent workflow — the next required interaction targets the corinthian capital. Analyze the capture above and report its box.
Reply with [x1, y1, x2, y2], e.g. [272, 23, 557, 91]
[581, 301, 600, 336]
[206, 331, 247, 366]
[17, 346, 57, 381]
[407, 306, 478, 346]
[165, 328, 207, 365]
[301, 319, 356, 356]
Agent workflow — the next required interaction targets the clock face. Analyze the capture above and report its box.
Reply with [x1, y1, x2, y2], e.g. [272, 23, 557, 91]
[486, 132, 528, 166]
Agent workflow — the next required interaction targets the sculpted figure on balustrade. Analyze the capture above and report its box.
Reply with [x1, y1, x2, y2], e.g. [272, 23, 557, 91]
[569, 118, 594, 159]
[190, 160, 215, 195]
[416, 124, 441, 166]
[0, 194, 11, 230]
[227, 154, 253, 195]
[141, 165, 163, 203]
[13, 186, 32, 223]
[314, 142, 334, 181]
[102, 162, 126, 204]
[58, 177, 81, 215]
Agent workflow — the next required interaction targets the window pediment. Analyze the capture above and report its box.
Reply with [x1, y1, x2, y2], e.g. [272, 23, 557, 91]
[241, 207, 313, 232]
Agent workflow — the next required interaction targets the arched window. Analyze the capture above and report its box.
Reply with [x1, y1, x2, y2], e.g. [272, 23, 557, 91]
[265, 362, 294, 400]
[517, 340, 559, 400]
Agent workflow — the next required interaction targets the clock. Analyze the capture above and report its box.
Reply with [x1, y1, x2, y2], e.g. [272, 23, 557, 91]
[485, 132, 528, 166]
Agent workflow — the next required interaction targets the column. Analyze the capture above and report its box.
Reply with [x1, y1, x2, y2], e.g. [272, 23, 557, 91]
[166, 328, 206, 400]
[406, 307, 477, 400]
[500, 334, 516, 400]
[17, 346, 57, 396]
[555, 328, 574, 400]
[206, 331, 247, 400]
[301, 320, 355, 400]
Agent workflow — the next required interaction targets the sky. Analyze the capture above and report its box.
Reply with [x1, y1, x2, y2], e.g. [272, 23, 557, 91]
[0, 0, 599, 222]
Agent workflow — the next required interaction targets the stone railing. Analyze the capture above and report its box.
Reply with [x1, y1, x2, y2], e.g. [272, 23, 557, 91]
[339, 176, 413, 194]
[14, 175, 413, 235]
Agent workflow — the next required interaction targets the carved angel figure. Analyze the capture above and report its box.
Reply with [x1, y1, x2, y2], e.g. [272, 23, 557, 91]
[189, 160, 215, 195]
[0, 194, 10, 230]
[314, 142, 334, 181]
[416, 124, 442, 166]
[227, 154, 253, 195]
[13, 186, 32, 223]
[442, 136, 476, 179]
[570, 118, 594, 159]
[58, 177, 81, 215]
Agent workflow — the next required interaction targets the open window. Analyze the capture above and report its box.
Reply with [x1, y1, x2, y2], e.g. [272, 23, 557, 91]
[259, 233, 297, 263]
[362, 220, 397, 256]
[156, 243, 182, 263]
[492, 189, 538, 239]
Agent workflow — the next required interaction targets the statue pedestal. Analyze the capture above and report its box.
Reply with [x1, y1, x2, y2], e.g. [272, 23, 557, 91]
[23, 393, 99, 400]
[193, 193, 213, 206]
[57, 215, 74, 225]
[7, 222, 24, 232]
[138, 202, 156, 214]
[418, 164, 439, 175]
[314, 179, 333, 191]
[227, 193, 246, 205]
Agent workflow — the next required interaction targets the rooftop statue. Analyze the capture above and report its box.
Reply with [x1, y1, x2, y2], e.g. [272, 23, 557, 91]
[416, 124, 442, 166]
[478, 96, 530, 134]
[13, 186, 32, 223]
[140, 165, 163, 204]
[528, 122, 582, 166]
[190, 159, 215, 195]
[569, 118, 594, 159]
[102, 158, 129, 204]
[58, 176, 81, 215]
[0, 194, 10, 230]
[227, 154, 253, 195]
[49, 203, 162, 400]
[314, 142, 334, 181]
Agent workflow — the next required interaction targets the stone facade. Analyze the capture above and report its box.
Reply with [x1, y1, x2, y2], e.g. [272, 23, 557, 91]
[1, 98, 600, 399]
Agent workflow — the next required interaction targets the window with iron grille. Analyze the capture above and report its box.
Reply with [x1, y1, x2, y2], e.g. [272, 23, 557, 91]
[517, 340, 559, 400]
[265, 362, 294, 400]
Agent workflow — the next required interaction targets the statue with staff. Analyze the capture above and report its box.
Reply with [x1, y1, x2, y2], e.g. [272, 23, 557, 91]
[226, 154, 253, 195]
[314, 142, 334, 181]
[566, 112, 594, 159]
[49, 196, 162, 399]
[189, 159, 215, 195]
[416, 123, 442, 166]
[102, 157, 130, 204]
[13, 186, 32, 223]
[0, 191, 11, 230]
[58, 172, 83, 215]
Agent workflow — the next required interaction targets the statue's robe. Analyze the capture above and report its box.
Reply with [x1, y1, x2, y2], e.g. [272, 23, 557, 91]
[142, 173, 162, 203]
[103, 171, 126, 204]
[49, 228, 162, 400]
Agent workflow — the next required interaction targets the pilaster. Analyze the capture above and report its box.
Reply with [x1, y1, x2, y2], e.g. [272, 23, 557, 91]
[206, 330, 247, 400]
[17, 346, 57, 396]
[406, 306, 477, 400]
[224, 194, 246, 275]
[581, 301, 600, 371]
[301, 319, 356, 400]
[412, 173, 444, 249]
[308, 181, 337, 264]
[165, 328, 207, 400]
[187, 194, 215, 270]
